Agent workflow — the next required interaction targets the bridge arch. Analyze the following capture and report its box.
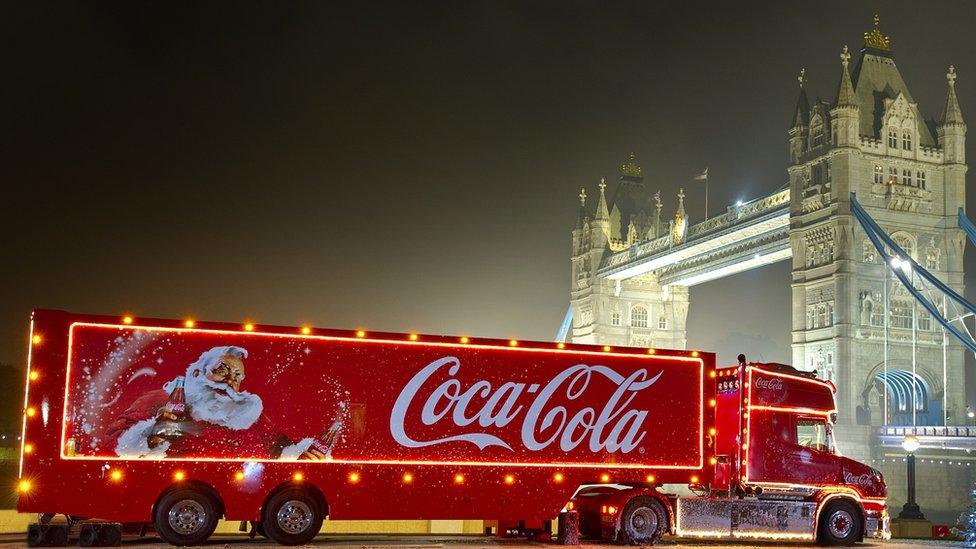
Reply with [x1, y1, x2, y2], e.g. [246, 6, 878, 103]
[856, 360, 946, 427]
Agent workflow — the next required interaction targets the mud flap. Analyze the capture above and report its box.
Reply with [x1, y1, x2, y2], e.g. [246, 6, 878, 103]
[557, 510, 580, 545]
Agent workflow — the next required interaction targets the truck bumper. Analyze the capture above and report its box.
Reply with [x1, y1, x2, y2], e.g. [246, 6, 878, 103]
[865, 511, 891, 540]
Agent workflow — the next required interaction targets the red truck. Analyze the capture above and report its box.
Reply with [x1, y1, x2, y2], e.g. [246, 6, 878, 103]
[17, 310, 888, 546]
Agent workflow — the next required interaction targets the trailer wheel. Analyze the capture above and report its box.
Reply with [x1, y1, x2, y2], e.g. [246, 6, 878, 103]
[817, 500, 862, 546]
[153, 488, 220, 546]
[619, 496, 667, 546]
[262, 487, 323, 545]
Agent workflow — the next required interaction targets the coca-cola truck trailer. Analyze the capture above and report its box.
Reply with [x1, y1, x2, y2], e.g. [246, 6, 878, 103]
[17, 310, 888, 546]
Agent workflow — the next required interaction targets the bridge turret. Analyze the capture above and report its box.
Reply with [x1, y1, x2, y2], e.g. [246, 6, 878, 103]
[831, 45, 859, 148]
[592, 177, 611, 241]
[789, 68, 810, 164]
[939, 65, 966, 165]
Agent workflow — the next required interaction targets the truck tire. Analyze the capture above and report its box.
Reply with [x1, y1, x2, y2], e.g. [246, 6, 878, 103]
[817, 500, 862, 546]
[262, 487, 323, 545]
[619, 496, 667, 545]
[153, 488, 220, 546]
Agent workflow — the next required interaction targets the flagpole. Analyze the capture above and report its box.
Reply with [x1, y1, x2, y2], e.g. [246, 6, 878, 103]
[704, 174, 709, 220]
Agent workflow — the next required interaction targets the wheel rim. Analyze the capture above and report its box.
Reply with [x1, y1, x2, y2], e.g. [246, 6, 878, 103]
[167, 499, 207, 536]
[277, 499, 314, 535]
[828, 509, 854, 539]
[626, 506, 658, 539]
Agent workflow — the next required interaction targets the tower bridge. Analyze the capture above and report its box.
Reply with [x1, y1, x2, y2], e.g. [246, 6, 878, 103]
[565, 17, 970, 520]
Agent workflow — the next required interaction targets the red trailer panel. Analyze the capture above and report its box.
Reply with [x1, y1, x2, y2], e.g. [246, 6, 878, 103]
[19, 310, 715, 534]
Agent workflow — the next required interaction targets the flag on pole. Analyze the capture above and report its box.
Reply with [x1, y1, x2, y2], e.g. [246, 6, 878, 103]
[694, 168, 709, 219]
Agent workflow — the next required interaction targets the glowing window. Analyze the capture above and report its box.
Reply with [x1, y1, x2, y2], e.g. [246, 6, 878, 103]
[631, 305, 648, 328]
[873, 164, 884, 185]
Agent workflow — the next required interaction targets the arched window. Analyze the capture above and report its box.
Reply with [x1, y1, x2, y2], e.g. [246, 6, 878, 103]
[918, 310, 932, 331]
[873, 164, 884, 185]
[891, 232, 916, 260]
[917, 170, 926, 189]
[811, 124, 824, 147]
[631, 305, 648, 328]
[890, 299, 913, 329]
[658, 316, 668, 330]
[806, 301, 834, 329]
[901, 169, 912, 186]
[888, 166, 898, 184]
[611, 310, 621, 326]
[888, 129, 899, 148]
[902, 131, 913, 150]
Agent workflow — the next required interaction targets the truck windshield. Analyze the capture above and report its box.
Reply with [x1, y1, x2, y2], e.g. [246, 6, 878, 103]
[796, 418, 833, 453]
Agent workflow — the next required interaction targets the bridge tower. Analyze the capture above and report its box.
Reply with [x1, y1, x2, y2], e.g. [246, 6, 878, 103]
[569, 154, 690, 349]
[788, 17, 967, 458]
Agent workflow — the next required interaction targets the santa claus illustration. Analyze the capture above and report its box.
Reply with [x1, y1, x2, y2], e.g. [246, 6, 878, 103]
[108, 346, 338, 460]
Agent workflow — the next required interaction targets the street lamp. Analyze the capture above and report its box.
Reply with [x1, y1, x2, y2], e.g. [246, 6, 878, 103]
[898, 435, 926, 520]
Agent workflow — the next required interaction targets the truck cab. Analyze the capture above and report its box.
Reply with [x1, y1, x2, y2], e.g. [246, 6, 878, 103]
[573, 361, 890, 545]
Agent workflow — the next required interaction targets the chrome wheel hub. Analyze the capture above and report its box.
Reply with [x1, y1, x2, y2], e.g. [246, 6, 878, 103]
[626, 506, 657, 538]
[168, 499, 207, 536]
[828, 509, 854, 539]
[277, 500, 314, 535]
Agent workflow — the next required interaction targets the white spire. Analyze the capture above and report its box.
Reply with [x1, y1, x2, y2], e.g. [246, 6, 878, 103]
[594, 177, 610, 221]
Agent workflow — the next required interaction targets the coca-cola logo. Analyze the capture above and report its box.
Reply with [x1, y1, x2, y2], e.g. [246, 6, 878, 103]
[754, 378, 784, 391]
[389, 357, 662, 453]
[843, 471, 875, 486]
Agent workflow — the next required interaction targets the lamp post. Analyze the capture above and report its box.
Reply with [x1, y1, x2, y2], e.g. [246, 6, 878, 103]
[898, 435, 926, 520]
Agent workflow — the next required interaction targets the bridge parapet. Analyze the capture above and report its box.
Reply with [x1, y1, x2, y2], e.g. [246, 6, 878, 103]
[598, 188, 791, 282]
[876, 425, 976, 451]
[687, 188, 791, 240]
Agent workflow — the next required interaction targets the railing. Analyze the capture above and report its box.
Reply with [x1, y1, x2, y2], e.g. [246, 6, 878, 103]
[686, 188, 790, 240]
[878, 425, 976, 438]
[600, 188, 791, 272]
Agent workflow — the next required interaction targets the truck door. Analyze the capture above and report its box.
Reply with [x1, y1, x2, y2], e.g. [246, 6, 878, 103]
[786, 416, 840, 485]
[745, 412, 840, 485]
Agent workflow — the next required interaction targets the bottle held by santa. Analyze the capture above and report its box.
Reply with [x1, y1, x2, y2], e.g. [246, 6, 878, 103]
[153, 377, 192, 441]
[309, 420, 342, 458]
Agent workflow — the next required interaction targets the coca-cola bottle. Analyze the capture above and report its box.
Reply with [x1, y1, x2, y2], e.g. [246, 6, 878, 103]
[153, 377, 190, 441]
[309, 420, 342, 457]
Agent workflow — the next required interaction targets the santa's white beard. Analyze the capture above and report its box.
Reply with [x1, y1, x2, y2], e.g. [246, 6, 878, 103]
[184, 375, 263, 430]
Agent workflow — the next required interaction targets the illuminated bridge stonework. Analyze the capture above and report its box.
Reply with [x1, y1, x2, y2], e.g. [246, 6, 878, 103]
[568, 19, 968, 499]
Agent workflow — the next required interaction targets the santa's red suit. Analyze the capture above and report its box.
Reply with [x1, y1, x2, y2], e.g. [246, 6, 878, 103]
[104, 390, 306, 459]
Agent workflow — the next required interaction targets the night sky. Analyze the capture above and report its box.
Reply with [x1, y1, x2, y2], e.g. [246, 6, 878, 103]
[3, 1, 975, 369]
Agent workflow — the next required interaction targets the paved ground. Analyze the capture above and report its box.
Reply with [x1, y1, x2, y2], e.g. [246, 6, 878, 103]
[0, 535, 964, 548]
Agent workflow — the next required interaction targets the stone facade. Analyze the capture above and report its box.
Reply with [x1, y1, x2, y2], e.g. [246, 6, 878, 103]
[787, 31, 967, 460]
[569, 159, 690, 349]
